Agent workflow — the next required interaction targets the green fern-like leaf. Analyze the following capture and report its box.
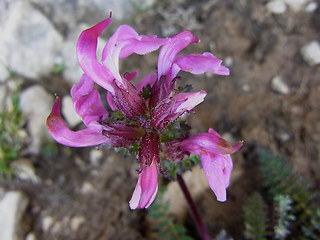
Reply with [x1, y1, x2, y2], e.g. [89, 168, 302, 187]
[243, 192, 268, 240]
[258, 149, 320, 239]
[148, 187, 193, 240]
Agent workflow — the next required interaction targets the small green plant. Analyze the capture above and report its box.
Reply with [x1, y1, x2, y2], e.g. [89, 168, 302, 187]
[0, 83, 24, 177]
[243, 150, 320, 239]
[148, 187, 193, 240]
[243, 192, 268, 240]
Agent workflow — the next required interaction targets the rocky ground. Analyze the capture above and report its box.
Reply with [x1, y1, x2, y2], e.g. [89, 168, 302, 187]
[0, 0, 320, 239]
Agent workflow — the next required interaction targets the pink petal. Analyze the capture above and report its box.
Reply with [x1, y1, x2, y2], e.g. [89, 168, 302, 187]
[200, 152, 233, 202]
[76, 17, 116, 93]
[136, 73, 157, 92]
[174, 52, 229, 75]
[120, 35, 169, 58]
[46, 97, 109, 147]
[129, 161, 158, 209]
[107, 92, 117, 111]
[70, 74, 94, 97]
[180, 130, 243, 155]
[158, 30, 199, 80]
[71, 75, 109, 126]
[173, 90, 207, 113]
[101, 26, 167, 88]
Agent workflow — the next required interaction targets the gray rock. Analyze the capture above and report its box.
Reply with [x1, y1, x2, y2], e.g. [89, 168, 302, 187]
[11, 159, 40, 183]
[20, 85, 54, 154]
[0, 191, 29, 240]
[62, 96, 81, 127]
[0, 1, 63, 80]
[305, 2, 318, 12]
[301, 41, 320, 66]
[25, 232, 37, 240]
[266, 0, 287, 14]
[284, 0, 308, 11]
[271, 76, 290, 94]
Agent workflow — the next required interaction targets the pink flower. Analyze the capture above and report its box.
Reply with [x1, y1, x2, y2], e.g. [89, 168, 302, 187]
[46, 14, 230, 209]
[180, 129, 243, 201]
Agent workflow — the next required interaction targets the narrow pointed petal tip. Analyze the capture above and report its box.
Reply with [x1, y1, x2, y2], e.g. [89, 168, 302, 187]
[46, 97, 109, 147]
[76, 17, 116, 93]
[129, 162, 158, 210]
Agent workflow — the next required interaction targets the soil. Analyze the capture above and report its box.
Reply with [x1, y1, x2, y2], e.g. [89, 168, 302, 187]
[2, 0, 320, 239]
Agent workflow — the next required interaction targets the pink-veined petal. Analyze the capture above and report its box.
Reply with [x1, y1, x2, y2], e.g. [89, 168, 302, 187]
[70, 74, 94, 97]
[46, 97, 109, 147]
[200, 152, 233, 202]
[136, 73, 157, 92]
[76, 17, 116, 93]
[180, 129, 243, 155]
[71, 75, 109, 126]
[158, 30, 199, 80]
[174, 52, 229, 75]
[129, 161, 158, 209]
[107, 92, 117, 111]
[173, 90, 207, 113]
[120, 35, 169, 58]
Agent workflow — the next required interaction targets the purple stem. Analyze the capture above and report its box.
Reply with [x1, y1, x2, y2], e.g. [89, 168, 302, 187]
[176, 173, 211, 240]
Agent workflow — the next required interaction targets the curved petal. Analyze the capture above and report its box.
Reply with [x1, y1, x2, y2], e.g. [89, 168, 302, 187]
[158, 30, 199, 80]
[200, 152, 233, 202]
[180, 129, 243, 155]
[70, 74, 94, 97]
[173, 90, 207, 113]
[76, 17, 116, 93]
[46, 97, 109, 147]
[120, 35, 169, 58]
[174, 52, 230, 75]
[129, 161, 158, 209]
[136, 73, 157, 92]
[71, 75, 109, 126]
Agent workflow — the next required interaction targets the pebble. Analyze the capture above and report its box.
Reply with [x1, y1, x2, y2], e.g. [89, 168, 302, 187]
[0, 1, 63, 79]
[284, 0, 308, 11]
[305, 1, 318, 12]
[70, 216, 85, 231]
[271, 76, 290, 94]
[11, 159, 40, 183]
[301, 41, 320, 66]
[20, 85, 54, 154]
[266, 0, 287, 14]
[0, 191, 29, 240]
[62, 96, 81, 128]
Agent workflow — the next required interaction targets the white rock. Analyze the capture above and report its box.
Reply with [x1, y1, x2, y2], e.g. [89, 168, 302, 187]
[70, 216, 85, 231]
[0, 1, 63, 79]
[61, 23, 107, 85]
[0, 191, 29, 240]
[20, 85, 54, 154]
[224, 56, 233, 67]
[271, 76, 290, 94]
[305, 1, 318, 12]
[89, 149, 103, 166]
[11, 159, 40, 183]
[266, 0, 287, 14]
[41, 216, 54, 232]
[80, 181, 95, 194]
[25, 232, 37, 240]
[301, 41, 320, 66]
[284, 0, 307, 11]
[62, 96, 81, 127]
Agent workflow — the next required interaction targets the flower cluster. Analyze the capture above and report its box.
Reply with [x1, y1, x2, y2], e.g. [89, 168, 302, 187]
[46, 14, 242, 209]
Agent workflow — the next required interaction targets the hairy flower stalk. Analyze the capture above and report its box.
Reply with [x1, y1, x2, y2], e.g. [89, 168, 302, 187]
[46, 12, 242, 221]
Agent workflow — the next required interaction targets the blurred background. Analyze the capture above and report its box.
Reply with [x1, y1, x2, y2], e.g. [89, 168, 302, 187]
[0, 0, 319, 239]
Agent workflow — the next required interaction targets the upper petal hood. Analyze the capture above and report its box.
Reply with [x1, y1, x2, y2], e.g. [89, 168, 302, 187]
[174, 52, 230, 76]
[158, 31, 199, 81]
[76, 17, 116, 93]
